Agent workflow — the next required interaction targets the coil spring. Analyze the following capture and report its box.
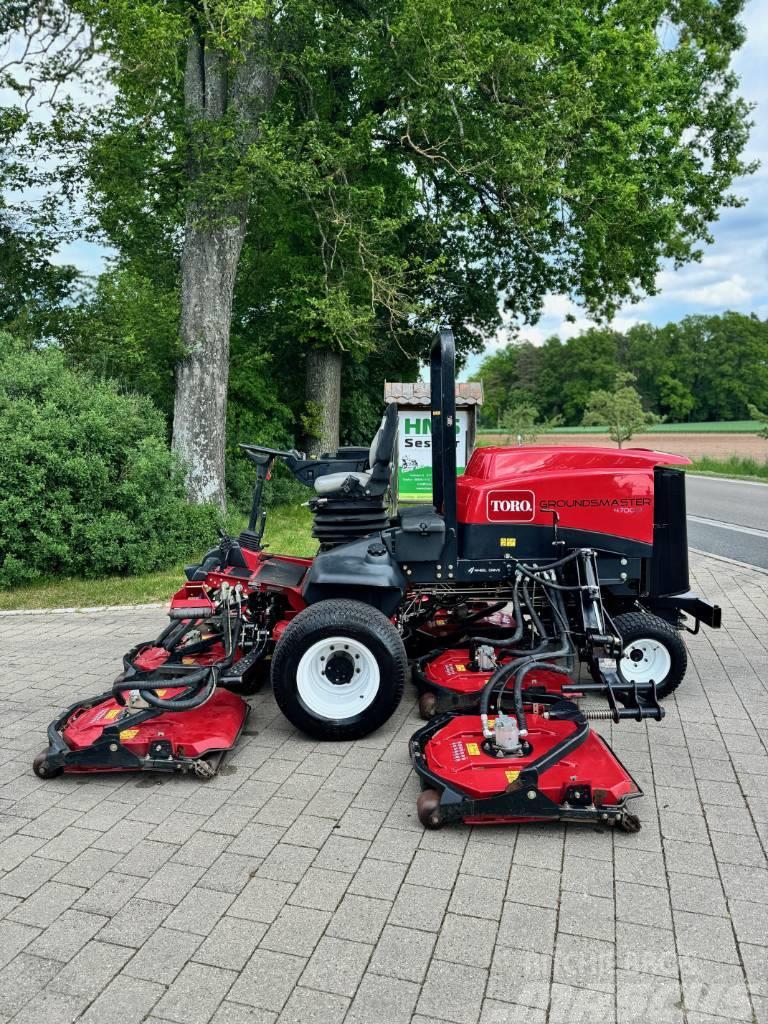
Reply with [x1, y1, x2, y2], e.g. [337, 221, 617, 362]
[583, 709, 615, 720]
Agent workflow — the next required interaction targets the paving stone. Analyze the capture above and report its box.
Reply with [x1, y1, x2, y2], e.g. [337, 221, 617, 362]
[505, 864, 561, 908]
[199, 853, 264, 894]
[367, 924, 434, 983]
[123, 925, 202, 983]
[228, 950, 307, 1012]
[72, 870, 143, 916]
[228, 877, 295, 924]
[549, 981, 616, 1023]
[97, 897, 172, 947]
[27, 908, 107, 963]
[312, 835, 370, 874]
[417, 958, 487, 1024]
[280, 816, 338, 850]
[348, 857, 407, 900]
[554, 933, 615, 993]
[480, 999, 546, 1024]
[673, 909, 740, 963]
[486, 946, 551, 1010]
[211, 1001, 277, 1024]
[404, 849, 461, 890]
[679, 955, 754, 1021]
[366, 826, 422, 864]
[261, 904, 331, 957]
[194, 916, 267, 971]
[276, 986, 349, 1024]
[615, 970, 684, 1023]
[558, 890, 615, 941]
[7, 986, 90, 1024]
[164, 885, 235, 936]
[448, 873, 504, 920]
[326, 893, 390, 944]
[0, 952, 60, 1016]
[49, 939, 134, 998]
[667, 871, 727, 916]
[0, 856, 62, 898]
[616, 921, 679, 979]
[729, 897, 768, 945]
[154, 961, 237, 1024]
[299, 936, 372, 996]
[7, 881, 84, 927]
[388, 883, 450, 932]
[76, 973, 164, 1024]
[137, 862, 206, 904]
[346, 972, 420, 1024]
[257, 843, 317, 883]
[288, 867, 352, 912]
[498, 900, 556, 953]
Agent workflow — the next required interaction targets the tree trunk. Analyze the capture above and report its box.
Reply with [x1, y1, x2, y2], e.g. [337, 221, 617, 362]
[173, 211, 247, 508]
[172, 23, 276, 509]
[305, 348, 343, 455]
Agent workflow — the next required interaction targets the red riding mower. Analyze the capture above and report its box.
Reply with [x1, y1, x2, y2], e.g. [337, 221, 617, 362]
[34, 331, 720, 832]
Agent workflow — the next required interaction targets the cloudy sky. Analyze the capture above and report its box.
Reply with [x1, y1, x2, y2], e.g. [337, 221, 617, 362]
[51, 2, 767, 363]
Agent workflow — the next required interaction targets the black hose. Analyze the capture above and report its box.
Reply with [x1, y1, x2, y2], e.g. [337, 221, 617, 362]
[511, 661, 570, 734]
[139, 672, 218, 710]
[521, 577, 547, 642]
[468, 575, 524, 648]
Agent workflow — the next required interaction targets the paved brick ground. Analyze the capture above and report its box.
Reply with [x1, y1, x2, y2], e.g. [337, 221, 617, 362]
[0, 551, 766, 1024]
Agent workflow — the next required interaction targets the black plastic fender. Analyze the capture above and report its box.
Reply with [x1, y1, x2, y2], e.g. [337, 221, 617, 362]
[302, 535, 407, 616]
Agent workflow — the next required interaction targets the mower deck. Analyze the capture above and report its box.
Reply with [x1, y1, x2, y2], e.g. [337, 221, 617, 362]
[410, 702, 642, 831]
[33, 688, 249, 779]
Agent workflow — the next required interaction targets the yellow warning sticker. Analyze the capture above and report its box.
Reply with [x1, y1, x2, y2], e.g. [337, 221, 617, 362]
[505, 770, 521, 784]
[466, 743, 481, 756]
[156, 689, 167, 696]
[454, 663, 466, 672]
[500, 537, 517, 548]
[120, 729, 139, 741]
[104, 709, 121, 721]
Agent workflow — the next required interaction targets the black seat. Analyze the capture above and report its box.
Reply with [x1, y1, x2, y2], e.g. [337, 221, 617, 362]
[312, 403, 398, 499]
[309, 404, 398, 548]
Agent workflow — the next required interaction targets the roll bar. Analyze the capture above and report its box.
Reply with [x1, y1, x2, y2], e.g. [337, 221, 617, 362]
[430, 329, 458, 560]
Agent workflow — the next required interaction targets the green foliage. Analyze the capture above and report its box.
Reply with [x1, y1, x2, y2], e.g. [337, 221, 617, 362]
[747, 404, 768, 440]
[475, 313, 768, 427]
[0, 336, 219, 587]
[583, 372, 660, 448]
[498, 400, 562, 445]
[690, 456, 768, 480]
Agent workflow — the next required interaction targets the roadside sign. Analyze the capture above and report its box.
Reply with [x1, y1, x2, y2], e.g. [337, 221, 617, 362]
[397, 409, 469, 502]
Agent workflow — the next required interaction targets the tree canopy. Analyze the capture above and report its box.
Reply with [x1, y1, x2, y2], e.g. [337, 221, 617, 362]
[0, 0, 757, 501]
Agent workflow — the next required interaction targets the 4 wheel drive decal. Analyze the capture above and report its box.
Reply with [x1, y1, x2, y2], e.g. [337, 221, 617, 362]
[487, 489, 536, 522]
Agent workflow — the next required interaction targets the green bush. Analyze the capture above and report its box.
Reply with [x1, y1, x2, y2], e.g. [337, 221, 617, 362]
[0, 336, 220, 587]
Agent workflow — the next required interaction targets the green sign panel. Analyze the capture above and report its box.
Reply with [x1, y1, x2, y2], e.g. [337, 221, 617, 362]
[397, 409, 469, 502]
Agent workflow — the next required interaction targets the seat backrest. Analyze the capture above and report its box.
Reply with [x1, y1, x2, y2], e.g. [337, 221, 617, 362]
[372, 403, 398, 466]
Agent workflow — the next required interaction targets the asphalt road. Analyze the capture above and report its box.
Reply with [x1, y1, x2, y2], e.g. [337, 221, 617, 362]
[686, 474, 768, 569]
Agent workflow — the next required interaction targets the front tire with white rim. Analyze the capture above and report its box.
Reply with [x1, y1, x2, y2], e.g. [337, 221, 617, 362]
[271, 599, 407, 740]
[612, 612, 688, 699]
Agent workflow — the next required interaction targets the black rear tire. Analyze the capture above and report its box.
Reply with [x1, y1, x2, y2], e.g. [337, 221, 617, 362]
[271, 599, 407, 740]
[606, 612, 688, 699]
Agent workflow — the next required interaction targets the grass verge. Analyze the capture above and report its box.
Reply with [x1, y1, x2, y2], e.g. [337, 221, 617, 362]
[687, 456, 768, 481]
[0, 503, 315, 612]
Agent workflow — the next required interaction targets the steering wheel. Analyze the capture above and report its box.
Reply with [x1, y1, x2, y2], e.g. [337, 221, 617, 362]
[238, 443, 303, 467]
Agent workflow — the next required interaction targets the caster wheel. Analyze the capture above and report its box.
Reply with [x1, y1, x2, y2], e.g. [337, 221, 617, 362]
[417, 788, 443, 829]
[193, 759, 217, 780]
[618, 811, 641, 833]
[33, 752, 62, 779]
[418, 692, 438, 720]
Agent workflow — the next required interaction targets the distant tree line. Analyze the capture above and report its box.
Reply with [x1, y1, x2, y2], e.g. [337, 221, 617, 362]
[473, 313, 768, 428]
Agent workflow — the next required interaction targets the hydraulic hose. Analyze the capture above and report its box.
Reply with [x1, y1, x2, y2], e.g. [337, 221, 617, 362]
[521, 577, 547, 642]
[468, 575, 524, 648]
[510, 660, 570, 736]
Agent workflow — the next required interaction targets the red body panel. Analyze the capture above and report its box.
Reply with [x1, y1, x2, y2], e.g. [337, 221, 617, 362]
[457, 446, 689, 545]
[61, 688, 248, 766]
[422, 648, 569, 697]
[424, 713, 638, 811]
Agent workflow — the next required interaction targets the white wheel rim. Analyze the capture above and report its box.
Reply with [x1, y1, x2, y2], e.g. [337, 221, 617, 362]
[296, 636, 380, 721]
[620, 638, 672, 685]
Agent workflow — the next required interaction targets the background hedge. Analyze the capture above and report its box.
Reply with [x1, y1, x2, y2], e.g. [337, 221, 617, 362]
[0, 335, 220, 587]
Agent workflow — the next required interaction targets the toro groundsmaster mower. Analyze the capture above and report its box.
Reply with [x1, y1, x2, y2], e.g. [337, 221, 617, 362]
[34, 330, 720, 829]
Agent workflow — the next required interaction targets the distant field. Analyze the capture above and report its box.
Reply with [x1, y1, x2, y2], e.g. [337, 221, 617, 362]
[479, 420, 762, 436]
[477, 431, 767, 462]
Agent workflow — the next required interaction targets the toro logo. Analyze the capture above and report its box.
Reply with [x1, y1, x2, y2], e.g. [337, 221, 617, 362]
[487, 489, 536, 523]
